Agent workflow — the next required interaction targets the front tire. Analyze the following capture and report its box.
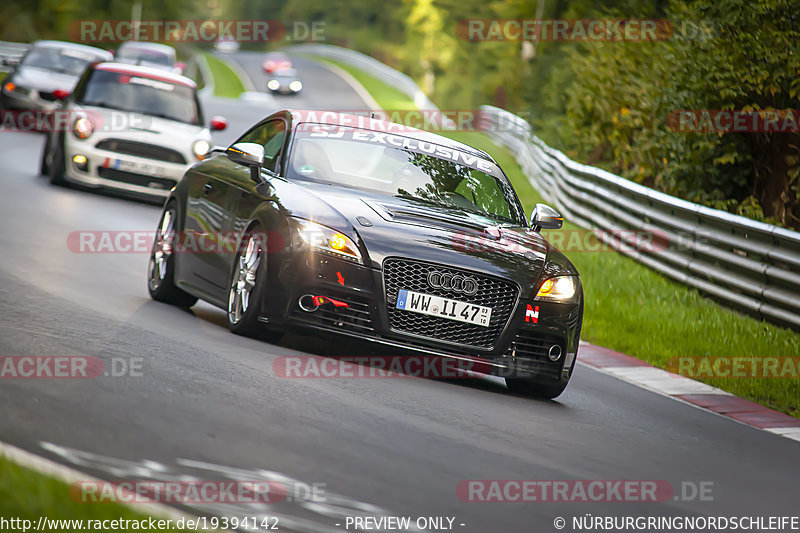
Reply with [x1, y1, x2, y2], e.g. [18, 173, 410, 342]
[147, 203, 197, 307]
[40, 134, 52, 175]
[505, 377, 568, 399]
[227, 227, 282, 342]
[48, 135, 67, 186]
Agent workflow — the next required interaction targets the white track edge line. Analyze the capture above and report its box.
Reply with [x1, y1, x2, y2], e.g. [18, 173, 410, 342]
[0, 440, 215, 525]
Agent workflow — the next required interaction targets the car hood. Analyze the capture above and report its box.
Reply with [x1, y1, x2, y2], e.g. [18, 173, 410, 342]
[279, 180, 550, 291]
[74, 105, 209, 150]
[13, 66, 80, 92]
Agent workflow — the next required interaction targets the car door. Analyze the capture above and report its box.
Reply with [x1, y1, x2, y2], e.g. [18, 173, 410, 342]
[182, 156, 242, 305]
[226, 118, 288, 254]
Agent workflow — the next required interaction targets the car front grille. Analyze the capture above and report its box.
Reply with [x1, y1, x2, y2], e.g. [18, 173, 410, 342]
[383, 258, 519, 349]
[38, 91, 57, 102]
[292, 297, 375, 334]
[97, 167, 176, 190]
[505, 330, 564, 379]
[95, 139, 187, 164]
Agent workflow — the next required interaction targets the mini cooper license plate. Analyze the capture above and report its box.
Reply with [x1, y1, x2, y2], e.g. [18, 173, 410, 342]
[396, 289, 491, 327]
[115, 159, 166, 177]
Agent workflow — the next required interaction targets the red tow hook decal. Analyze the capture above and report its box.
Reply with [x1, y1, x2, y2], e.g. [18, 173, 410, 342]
[311, 296, 349, 308]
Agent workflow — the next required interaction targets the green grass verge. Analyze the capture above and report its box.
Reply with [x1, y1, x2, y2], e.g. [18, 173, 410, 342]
[306, 53, 800, 418]
[202, 53, 245, 98]
[0, 455, 187, 530]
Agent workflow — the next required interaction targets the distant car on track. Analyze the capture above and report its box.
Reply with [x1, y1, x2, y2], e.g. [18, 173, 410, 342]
[116, 42, 184, 73]
[147, 110, 583, 398]
[40, 62, 226, 200]
[0, 41, 112, 112]
[262, 52, 291, 73]
[266, 68, 302, 95]
[214, 37, 240, 53]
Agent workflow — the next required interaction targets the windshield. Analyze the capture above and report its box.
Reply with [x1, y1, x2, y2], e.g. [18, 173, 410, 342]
[117, 48, 172, 66]
[21, 46, 101, 76]
[287, 125, 526, 225]
[74, 69, 201, 125]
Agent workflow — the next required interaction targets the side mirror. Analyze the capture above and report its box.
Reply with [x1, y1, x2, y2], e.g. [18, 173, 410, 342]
[174, 61, 186, 73]
[530, 203, 563, 231]
[226, 142, 264, 167]
[210, 116, 227, 131]
[226, 143, 265, 182]
[53, 89, 70, 100]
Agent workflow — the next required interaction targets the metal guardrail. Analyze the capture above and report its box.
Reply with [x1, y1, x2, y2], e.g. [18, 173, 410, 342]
[0, 41, 30, 72]
[286, 44, 800, 330]
[479, 105, 800, 330]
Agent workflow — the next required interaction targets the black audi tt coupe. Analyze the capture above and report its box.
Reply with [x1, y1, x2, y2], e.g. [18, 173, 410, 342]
[147, 110, 583, 398]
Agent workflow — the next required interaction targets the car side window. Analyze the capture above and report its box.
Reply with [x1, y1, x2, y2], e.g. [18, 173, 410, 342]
[236, 120, 286, 173]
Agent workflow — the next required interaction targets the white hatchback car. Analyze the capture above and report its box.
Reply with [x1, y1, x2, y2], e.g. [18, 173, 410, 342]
[41, 62, 226, 200]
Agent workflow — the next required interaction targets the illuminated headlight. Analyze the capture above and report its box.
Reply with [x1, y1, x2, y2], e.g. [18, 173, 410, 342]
[289, 81, 302, 92]
[267, 80, 280, 91]
[294, 218, 361, 263]
[192, 140, 210, 161]
[72, 117, 94, 140]
[535, 276, 578, 303]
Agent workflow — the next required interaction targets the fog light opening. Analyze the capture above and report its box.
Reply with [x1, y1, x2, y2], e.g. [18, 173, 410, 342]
[72, 154, 88, 172]
[298, 294, 319, 312]
[548, 345, 562, 362]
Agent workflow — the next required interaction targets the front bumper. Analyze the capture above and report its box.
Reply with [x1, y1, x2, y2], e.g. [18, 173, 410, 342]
[1, 87, 60, 112]
[268, 84, 301, 95]
[63, 135, 192, 198]
[264, 253, 582, 383]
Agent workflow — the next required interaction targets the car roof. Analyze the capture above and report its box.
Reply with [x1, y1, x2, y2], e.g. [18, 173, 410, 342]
[274, 68, 298, 76]
[287, 110, 496, 162]
[33, 40, 113, 59]
[93, 62, 196, 88]
[118, 41, 175, 54]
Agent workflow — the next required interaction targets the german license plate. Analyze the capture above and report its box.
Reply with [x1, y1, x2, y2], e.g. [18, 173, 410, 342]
[114, 159, 166, 177]
[395, 289, 491, 327]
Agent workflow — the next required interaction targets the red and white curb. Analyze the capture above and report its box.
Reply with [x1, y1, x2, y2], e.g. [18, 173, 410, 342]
[578, 342, 800, 444]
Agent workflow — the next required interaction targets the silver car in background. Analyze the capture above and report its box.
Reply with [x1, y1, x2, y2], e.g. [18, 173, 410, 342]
[0, 40, 112, 111]
[116, 42, 184, 74]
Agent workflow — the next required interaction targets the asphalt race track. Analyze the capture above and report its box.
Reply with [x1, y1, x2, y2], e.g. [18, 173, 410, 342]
[1, 51, 798, 532]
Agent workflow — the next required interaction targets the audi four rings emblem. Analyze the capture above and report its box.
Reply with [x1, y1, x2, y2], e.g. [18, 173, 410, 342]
[427, 270, 479, 296]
